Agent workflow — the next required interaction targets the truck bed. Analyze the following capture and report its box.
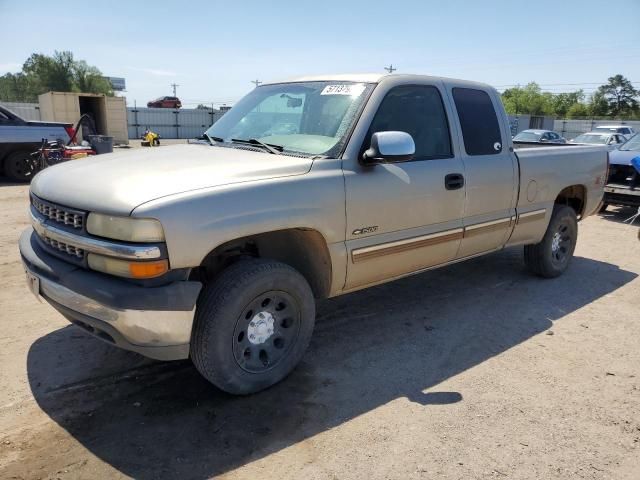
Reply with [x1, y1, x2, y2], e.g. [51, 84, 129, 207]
[513, 144, 608, 218]
[513, 141, 582, 149]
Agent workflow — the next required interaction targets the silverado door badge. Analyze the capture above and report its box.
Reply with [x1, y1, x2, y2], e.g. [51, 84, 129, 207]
[352, 226, 378, 235]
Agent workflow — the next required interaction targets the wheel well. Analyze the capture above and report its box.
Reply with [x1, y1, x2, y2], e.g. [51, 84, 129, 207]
[195, 229, 333, 299]
[555, 185, 586, 218]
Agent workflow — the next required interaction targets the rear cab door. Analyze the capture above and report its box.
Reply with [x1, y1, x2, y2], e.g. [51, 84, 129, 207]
[443, 83, 518, 258]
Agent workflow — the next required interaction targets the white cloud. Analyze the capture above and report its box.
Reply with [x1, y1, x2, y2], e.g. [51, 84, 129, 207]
[128, 66, 177, 77]
[0, 63, 22, 74]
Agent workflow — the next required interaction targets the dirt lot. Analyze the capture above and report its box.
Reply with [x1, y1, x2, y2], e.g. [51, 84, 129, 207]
[0, 177, 639, 480]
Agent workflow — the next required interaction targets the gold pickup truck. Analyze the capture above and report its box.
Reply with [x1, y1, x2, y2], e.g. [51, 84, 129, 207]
[20, 74, 608, 394]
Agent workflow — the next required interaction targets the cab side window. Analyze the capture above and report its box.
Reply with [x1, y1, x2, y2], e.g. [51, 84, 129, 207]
[452, 87, 502, 155]
[365, 85, 452, 160]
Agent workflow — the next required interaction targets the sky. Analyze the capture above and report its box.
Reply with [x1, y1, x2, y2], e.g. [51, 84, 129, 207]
[1, 0, 639, 107]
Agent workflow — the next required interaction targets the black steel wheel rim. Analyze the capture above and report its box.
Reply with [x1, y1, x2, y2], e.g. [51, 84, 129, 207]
[8, 155, 37, 180]
[232, 290, 301, 373]
[550, 221, 572, 267]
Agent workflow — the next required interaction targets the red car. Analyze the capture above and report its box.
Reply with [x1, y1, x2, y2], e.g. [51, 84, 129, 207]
[147, 96, 182, 108]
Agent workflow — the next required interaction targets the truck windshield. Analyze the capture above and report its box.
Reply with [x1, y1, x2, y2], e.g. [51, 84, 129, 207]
[205, 81, 374, 156]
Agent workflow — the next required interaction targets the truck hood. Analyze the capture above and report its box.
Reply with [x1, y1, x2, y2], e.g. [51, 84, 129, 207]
[30, 144, 313, 214]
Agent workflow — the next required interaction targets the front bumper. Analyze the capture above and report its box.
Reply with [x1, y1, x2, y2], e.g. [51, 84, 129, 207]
[604, 185, 640, 207]
[19, 228, 202, 360]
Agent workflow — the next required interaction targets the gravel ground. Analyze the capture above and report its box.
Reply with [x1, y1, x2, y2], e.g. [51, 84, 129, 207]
[0, 177, 638, 480]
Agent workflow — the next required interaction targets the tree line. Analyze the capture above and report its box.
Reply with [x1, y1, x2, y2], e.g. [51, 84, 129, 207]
[501, 75, 639, 119]
[0, 51, 113, 102]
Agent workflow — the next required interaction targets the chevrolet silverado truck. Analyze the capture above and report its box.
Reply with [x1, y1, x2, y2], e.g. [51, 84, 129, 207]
[0, 105, 74, 182]
[20, 74, 607, 394]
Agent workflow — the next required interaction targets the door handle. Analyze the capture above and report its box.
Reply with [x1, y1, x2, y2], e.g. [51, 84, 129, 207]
[445, 173, 464, 190]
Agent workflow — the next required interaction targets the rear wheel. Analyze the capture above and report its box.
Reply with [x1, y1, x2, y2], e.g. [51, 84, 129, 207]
[191, 258, 315, 395]
[4, 150, 38, 182]
[524, 205, 577, 278]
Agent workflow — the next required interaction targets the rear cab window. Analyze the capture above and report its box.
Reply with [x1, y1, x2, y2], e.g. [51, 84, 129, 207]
[452, 87, 503, 155]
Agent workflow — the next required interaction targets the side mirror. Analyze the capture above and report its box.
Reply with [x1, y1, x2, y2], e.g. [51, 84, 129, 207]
[539, 137, 549, 143]
[362, 131, 415, 165]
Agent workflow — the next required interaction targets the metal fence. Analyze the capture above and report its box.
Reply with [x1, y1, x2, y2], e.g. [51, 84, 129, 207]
[127, 107, 226, 140]
[6, 99, 640, 142]
[0, 102, 41, 121]
[553, 119, 640, 140]
[508, 114, 555, 136]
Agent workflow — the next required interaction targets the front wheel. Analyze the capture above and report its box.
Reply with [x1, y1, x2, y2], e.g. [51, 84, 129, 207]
[191, 258, 315, 395]
[524, 205, 578, 278]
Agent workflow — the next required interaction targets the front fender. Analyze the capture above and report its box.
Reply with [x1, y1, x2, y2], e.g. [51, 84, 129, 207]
[131, 162, 346, 270]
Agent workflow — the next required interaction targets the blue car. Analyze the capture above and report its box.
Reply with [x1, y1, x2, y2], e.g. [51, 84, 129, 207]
[603, 134, 640, 210]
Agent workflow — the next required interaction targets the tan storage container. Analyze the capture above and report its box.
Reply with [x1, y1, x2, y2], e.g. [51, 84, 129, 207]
[38, 92, 129, 145]
[105, 96, 128, 145]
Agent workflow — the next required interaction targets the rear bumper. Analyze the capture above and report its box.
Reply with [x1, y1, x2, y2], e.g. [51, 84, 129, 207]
[19, 228, 202, 360]
[604, 185, 640, 207]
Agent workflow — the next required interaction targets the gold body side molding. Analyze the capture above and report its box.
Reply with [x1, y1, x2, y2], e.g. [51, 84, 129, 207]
[351, 209, 546, 264]
[352, 229, 464, 264]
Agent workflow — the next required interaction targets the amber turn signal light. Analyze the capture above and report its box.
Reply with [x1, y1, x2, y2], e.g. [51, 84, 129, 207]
[129, 260, 169, 279]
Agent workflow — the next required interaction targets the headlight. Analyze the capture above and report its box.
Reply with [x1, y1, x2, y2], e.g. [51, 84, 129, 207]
[88, 254, 169, 279]
[86, 213, 164, 242]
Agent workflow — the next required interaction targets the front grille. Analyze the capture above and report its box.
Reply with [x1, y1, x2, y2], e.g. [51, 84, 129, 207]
[31, 195, 85, 229]
[40, 235, 85, 259]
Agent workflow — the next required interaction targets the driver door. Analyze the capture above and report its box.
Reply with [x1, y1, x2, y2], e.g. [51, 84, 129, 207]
[343, 83, 466, 290]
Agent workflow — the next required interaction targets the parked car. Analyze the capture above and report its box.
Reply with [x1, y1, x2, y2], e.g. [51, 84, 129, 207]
[147, 96, 182, 108]
[592, 125, 636, 141]
[0, 105, 74, 182]
[513, 129, 566, 144]
[20, 73, 607, 394]
[569, 132, 627, 151]
[601, 133, 640, 210]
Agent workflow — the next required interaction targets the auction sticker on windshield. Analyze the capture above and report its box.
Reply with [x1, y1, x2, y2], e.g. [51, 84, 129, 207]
[321, 84, 366, 96]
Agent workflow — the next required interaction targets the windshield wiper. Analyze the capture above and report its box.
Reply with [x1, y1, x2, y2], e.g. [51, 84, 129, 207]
[202, 133, 224, 145]
[231, 138, 283, 155]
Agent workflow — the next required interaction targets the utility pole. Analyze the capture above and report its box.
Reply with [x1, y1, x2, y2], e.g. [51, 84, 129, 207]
[170, 83, 180, 97]
[384, 64, 396, 73]
[251, 79, 262, 88]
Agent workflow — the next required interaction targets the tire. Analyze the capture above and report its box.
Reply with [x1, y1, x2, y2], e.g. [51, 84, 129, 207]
[191, 258, 316, 395]
[524, 205, 578, 278]
[4, 150, 38, 182]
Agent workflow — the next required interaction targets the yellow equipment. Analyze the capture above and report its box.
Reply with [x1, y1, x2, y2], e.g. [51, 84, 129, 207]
[141, 129, 160, 147]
